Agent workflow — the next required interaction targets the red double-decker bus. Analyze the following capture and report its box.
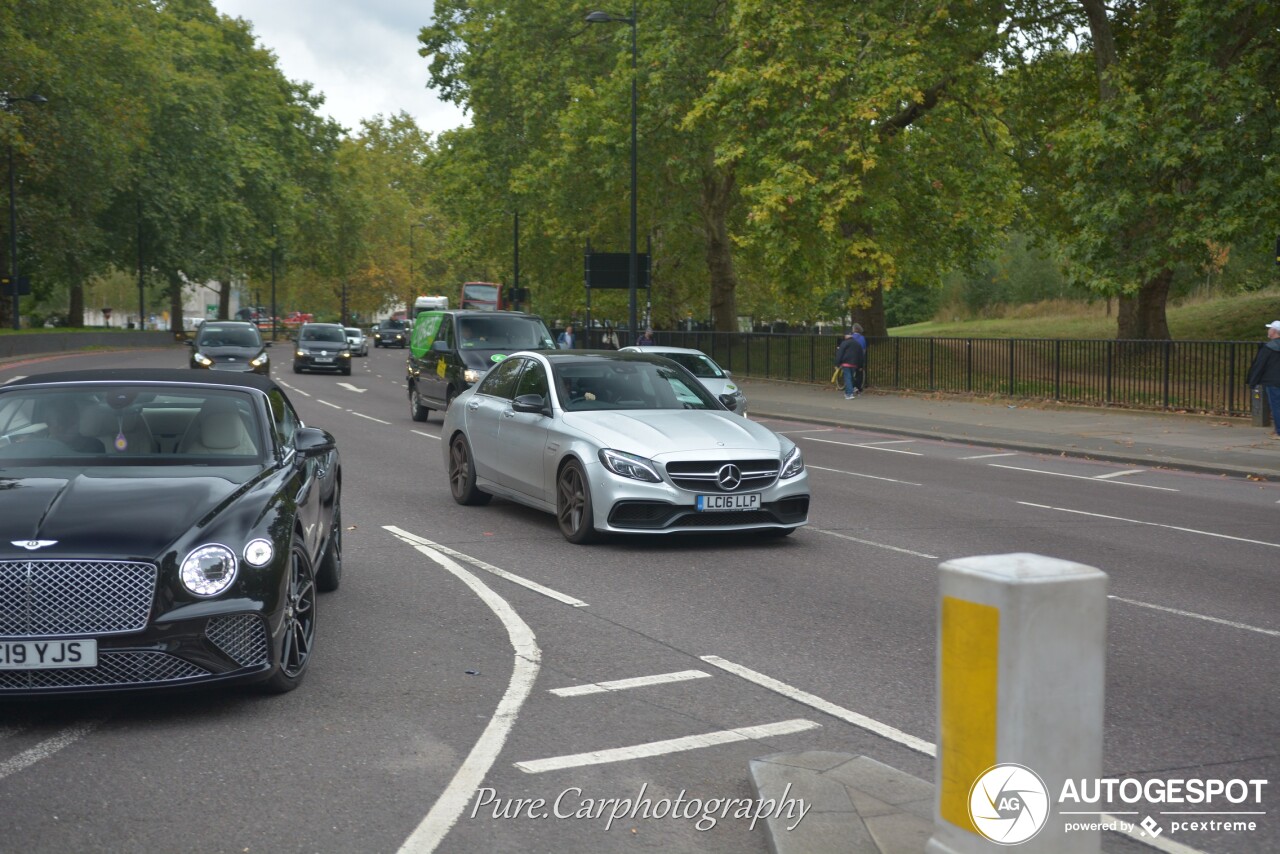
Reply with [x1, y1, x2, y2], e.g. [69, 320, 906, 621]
[460, 282, 502, 311]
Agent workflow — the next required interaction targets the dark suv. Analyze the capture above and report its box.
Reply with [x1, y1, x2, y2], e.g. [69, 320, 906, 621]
[373, 318, 409, 349]
[407, 310, 555, 421]
[188, 321, 271, 375]
[293, 323, 353, 375]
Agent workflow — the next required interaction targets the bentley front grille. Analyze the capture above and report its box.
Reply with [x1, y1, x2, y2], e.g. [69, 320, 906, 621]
[0, 561, 157, 637]
[206, 614, 269, 667]
[0, 651, 209, 690]
[664, 459, 780, 493]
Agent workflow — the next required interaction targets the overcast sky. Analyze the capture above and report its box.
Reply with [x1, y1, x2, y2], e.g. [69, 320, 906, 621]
[210, 0, 469, 136]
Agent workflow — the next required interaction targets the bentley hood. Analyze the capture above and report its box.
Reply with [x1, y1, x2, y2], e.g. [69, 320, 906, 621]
[0, 471, 259, 558]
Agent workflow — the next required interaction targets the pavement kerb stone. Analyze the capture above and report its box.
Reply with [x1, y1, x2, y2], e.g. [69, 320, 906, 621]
[749, 751, 933, 854]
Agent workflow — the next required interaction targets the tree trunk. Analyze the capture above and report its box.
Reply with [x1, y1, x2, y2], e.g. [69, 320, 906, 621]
[700, 165, 738, 332]
[168, 271, 185, 334]
[68, 278, 85, 327]
[852, 283, 887, 337]
[1116, 267, 1172, 340]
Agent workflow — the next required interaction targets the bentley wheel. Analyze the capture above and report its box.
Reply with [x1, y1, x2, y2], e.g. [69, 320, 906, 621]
[261, 541, 317, 694]
[449, 434, 491, 506]
[557, 460, 600, 544]
[409, 384, 430, 422]
[316, 505, 343, 592]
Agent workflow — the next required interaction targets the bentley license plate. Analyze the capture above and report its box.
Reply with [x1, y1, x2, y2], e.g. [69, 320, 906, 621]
[0, 639, 97, 669]
[696, 493, 761, 512]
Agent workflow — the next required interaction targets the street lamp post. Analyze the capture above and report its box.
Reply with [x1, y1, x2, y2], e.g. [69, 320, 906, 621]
[586, 3, 638, 345]
[2, 92, 47, 330]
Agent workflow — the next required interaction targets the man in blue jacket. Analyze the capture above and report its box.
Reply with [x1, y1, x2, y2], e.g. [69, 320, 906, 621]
[834, 331, 865, 401]
[1247, 320, 1280, 437]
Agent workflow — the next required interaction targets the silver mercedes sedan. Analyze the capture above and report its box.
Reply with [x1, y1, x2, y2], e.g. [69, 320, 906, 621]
[441, 351, 809, 543]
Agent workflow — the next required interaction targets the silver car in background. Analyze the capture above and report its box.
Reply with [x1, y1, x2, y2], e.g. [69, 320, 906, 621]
[344, 327, 368, 356]
[441, 351, 808, 543]
[618, 345, 747, 415]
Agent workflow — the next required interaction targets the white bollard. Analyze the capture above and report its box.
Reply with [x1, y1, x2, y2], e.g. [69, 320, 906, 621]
[927, 553, 1107, 854]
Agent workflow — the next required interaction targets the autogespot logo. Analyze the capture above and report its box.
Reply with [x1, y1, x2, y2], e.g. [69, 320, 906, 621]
[969, 764, 1051, 845]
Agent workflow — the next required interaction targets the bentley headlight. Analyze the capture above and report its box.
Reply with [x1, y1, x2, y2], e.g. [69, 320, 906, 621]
[780, 442, 804, 479]
[243, 539, 274, 567]
[599, 448, 662, 483]
[463, 368, 482, 384]
[249, 352, 269, 367]
[180, 544, 238, 596]
[193, 353, 214, 367]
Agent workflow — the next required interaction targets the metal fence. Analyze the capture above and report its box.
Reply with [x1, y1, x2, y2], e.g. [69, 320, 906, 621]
[593, 330, 1260, 416]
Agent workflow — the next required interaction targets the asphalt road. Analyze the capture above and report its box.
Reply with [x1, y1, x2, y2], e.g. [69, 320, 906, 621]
[0, 345, 1275, 854]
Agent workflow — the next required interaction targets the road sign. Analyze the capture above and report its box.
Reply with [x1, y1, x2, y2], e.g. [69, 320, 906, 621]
[0, 276, 31, 296]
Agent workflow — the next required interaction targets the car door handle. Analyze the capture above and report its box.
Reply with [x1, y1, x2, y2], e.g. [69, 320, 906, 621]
[503, 410, 515, 418]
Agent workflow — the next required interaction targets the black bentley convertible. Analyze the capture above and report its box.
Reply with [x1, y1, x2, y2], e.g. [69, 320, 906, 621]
[0, 370, 342, 696]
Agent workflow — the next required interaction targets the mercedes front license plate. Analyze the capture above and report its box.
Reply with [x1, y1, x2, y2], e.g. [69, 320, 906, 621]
[696, 493, 761, 512]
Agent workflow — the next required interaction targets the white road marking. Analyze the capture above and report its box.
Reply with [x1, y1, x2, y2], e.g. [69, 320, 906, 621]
[805, 526, 939, 560]
[773, 427, 835, 434]
[550, 670, 711, 697]
[959, 452, 1018, 460]
[1019, 502, 1280, 549]
[1093, 468, 1146, 480]
[700, 656, 935, 756]
[384, 526, 587, 607]
[807, 464, 921, 486]
[992, 464, 1178, 491]
[318, 400, 342, 409]
[410, 430, 441, 441]
[856, 439, 918, 446]
[349, 411, 391, 425]
[337, 382, 366, 393]
[0, 721, 102, 781]
[513, 719, 820, 774]
[1109, 596, 1280, 638]
[391, 534, 541, 854]
[804, 436, 923, 456]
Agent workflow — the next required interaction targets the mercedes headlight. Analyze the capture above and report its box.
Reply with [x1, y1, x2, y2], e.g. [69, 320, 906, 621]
[180, 544, 238, 596]
[249, 352, 269, 367]
[193, 353, 214, 367]
[780, 442, 804, 479]
[599, 449, 662, 483]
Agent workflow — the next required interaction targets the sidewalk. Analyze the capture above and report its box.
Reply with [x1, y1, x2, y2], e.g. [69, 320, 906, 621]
[738, 377, 1280, 480]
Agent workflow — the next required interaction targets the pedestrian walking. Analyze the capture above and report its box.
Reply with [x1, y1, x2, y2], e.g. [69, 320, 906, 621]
[557, 324, 576, 349]
[636, 327, 656, 346]
[1246, 320, 1280, 438]
[600, 321, 620, 350]
[834, 330, 865, 401]
[850, 323, 867, 396]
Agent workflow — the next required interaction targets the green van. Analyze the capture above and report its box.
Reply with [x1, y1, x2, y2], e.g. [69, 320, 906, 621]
[407, 310, 556, 421]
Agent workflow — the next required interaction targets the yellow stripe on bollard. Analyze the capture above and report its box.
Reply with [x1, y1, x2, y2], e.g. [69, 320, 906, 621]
[939, 596, 999, 835]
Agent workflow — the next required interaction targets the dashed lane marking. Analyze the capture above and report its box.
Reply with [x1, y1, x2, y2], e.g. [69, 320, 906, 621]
[1019, 502, 1279, 548]
[550, 670, 712, 697]
[349, 411, 391, 425]
[0, 720, 103, 782]
[804, 526, 939, 560]
[806, 465, 922, 486]
[410, 430, 441, 440]
[993, 464, 1178, 491]
[1109, 596, 1279, 638]
[803, 436, 923, 456]
[959, 452, 1018, 460]
[513, 719, 820, 774]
